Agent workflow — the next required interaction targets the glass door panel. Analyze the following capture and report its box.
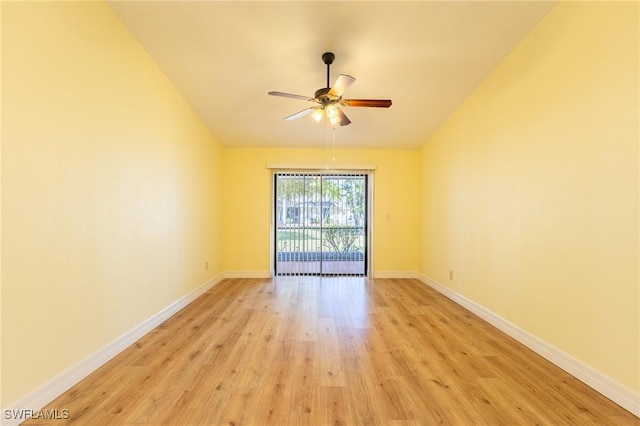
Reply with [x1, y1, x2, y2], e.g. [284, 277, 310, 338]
[275, 173, 367, 276]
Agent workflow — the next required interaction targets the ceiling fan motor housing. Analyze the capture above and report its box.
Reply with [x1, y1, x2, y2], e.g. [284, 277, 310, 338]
[314, 87, 338, 104]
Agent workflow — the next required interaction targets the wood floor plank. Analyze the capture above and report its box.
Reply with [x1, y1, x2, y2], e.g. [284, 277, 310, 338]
[288, 341, 319, 426]
[24, 277, 640, 425]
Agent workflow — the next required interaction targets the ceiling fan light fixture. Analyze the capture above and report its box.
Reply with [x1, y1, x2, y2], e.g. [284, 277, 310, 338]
[311, 108, 324, 122]
[325, 104, 338, 118]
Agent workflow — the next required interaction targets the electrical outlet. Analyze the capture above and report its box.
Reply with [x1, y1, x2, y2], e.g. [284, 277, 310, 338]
[449, 270, 453, 280]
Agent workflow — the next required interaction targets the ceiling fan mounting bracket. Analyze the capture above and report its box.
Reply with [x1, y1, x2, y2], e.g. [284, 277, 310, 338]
[321, 52, 335, 65]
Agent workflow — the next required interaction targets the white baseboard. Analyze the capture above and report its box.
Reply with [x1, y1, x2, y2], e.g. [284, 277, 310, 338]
[373, 270, 418, 279]
[417, 273, 640, 417]
[1, 274, 224, 426]
[221, 270, 421, 280]
[223, 270, 271, 279]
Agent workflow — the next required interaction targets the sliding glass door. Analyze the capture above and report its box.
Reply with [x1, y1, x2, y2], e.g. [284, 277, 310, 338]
[274, 173, 367, 276]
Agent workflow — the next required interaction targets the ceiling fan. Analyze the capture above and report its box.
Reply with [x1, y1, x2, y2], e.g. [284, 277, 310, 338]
[268, 52, 392, 127]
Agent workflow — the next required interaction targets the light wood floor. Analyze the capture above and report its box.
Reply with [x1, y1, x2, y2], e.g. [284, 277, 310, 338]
[26, 277, 639, 425]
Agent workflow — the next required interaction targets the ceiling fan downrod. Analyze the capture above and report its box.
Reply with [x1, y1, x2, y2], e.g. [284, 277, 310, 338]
[322, 52, 335, 89]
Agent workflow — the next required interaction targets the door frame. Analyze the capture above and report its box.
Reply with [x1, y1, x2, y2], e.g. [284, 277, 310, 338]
[268, 165, 375, 277]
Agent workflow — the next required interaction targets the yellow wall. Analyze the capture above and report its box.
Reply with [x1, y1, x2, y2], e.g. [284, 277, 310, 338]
[223, 148, 420, 276]
[1, 2, 224, 405]
[420, 1, 639, 392]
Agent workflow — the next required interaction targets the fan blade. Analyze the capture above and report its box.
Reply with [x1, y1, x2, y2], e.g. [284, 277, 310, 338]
[269, 91, 314, 101]
[284, 107, 316, 121]
[341, 99, 392, 108]
[328, 74, 356, 98]
[335, 107, 351, 126]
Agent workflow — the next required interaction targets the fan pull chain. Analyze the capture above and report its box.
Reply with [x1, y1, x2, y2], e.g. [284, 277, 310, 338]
[332, 127, 336, 162]
[325, 120, 330, 163]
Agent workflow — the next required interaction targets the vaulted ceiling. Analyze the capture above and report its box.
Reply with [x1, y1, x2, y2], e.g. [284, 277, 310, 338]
[108, 1, 556, 149]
